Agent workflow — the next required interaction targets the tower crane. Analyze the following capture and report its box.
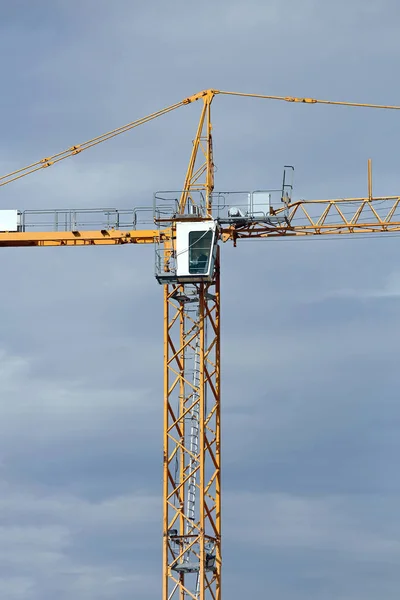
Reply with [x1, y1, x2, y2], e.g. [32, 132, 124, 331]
[1, 88, 400, 600]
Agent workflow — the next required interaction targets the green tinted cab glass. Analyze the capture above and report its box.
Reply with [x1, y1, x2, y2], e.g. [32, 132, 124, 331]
[188, 230, 213, 274]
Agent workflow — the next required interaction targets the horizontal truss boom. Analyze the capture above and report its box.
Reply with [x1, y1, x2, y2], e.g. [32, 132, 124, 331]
[2, 196, 400, 246]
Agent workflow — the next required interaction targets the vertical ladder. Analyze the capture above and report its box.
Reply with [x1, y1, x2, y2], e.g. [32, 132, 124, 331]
[186, 312, 201, 526]
[186, 313, 201, 596]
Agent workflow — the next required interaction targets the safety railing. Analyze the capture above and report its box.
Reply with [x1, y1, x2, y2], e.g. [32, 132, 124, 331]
[18, 207, 155, 232]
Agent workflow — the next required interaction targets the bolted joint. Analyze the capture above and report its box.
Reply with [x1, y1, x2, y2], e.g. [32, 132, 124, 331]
[40, 159, 54, 168]
[183, 89, 219, 105]
[70, 145, 82, 154]
[285, 96, 317, 104]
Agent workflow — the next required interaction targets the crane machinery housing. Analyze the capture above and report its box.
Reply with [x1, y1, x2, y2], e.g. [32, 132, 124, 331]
[1, 88, 400, 600]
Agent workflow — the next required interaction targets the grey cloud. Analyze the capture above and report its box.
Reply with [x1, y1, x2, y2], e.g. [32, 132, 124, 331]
[0, 481, 159, 599]
[222, 490, 400, 598]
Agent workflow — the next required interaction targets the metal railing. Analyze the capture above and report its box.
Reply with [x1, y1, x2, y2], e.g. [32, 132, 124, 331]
[153, 189, 290, 225]
[18, 207, 155, 232]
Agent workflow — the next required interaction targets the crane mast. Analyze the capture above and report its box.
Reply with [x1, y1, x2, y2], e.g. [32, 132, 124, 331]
[161, 91, 221, 600]
[163, 270, 221, 599]
[1, 89, 400, 599]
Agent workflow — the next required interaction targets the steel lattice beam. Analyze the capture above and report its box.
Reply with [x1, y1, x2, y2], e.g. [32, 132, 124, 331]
[163, 251, 221, 600]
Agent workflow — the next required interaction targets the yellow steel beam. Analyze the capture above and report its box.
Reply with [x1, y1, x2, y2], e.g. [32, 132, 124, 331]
[1, 87, 400, 194]
[0, 229, 171, 247]
[3, 194, 400, 247]
[179, 90, 215, 216]
[220, 196, 400, 241]
[217, 90, 400, 110]
[163, 253, 221, 600]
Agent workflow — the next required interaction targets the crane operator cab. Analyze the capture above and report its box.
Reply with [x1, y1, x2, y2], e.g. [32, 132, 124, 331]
[155, 219, 219, 284]
[176, 220, 219, 283]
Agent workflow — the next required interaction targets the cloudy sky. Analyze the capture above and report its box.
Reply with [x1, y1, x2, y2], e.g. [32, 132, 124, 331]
[1, 0, 400, 598]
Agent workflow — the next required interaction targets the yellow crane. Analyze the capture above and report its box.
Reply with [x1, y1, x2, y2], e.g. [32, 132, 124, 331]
[1, 89, 400, 600]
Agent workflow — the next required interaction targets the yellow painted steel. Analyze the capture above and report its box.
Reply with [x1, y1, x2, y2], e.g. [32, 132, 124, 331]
[2, 89, 400, 600]
[2, 88, 399, 191]
[2, 193, 400, 248]
[179, 90, 215, 216]
[221, 195, 400, 241]
[163, 265, 221, 600]
[0, 103, 186, 188]
[0, 229, 170, 247]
